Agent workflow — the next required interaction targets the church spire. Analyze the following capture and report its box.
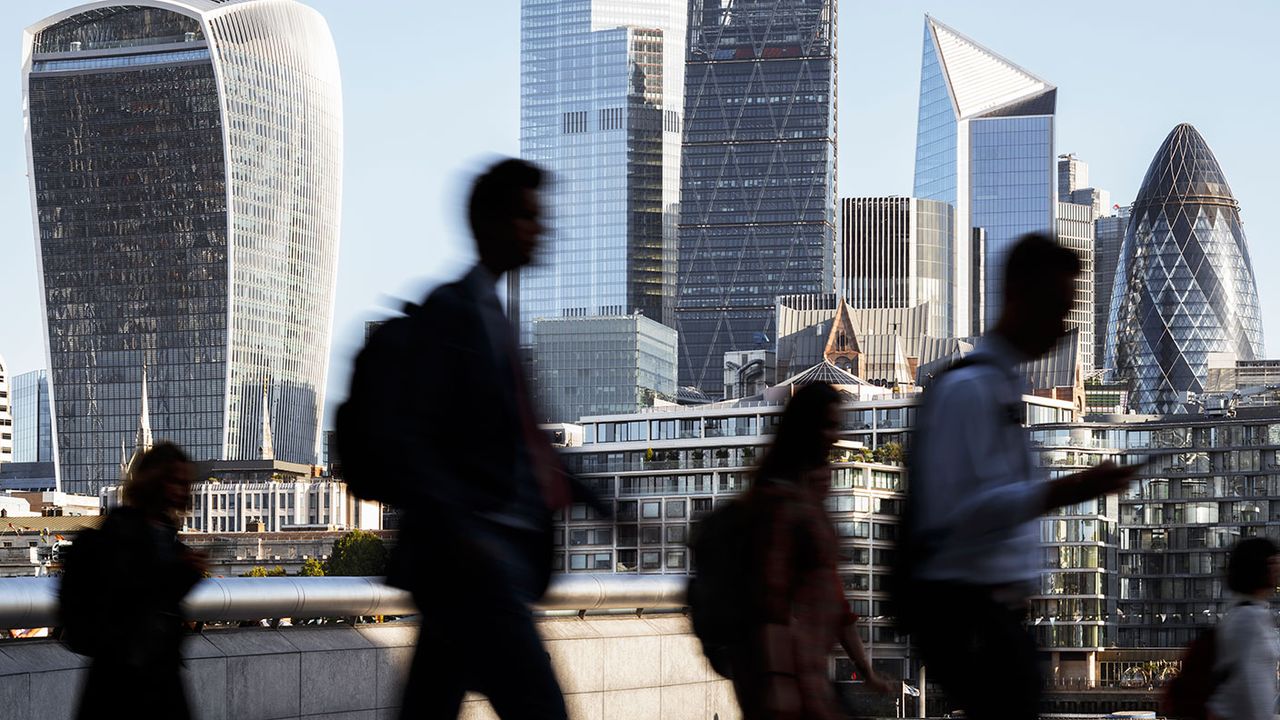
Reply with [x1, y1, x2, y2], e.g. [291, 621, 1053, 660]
[259, 376, 274, 461]
[135, 363, 153, 455]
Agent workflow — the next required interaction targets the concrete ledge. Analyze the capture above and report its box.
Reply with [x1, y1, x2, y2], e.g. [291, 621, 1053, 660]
[0, 615, 739, 720]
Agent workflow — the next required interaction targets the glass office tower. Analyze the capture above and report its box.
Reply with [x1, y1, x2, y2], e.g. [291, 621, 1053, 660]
[24, 1, 342, 494]
[1093, 208, 1129, 379]
[677, 0, 838, 398]
[913, 16, 1056, 335]
[1106, 124, 1263, 414]
[515, 0, 686, 343]
[12, 370, 53, 464]
[0, 355, 11, 464]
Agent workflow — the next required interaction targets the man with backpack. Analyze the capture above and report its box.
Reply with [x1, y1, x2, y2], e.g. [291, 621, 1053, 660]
[339, 159, 580, 719]
[901, 233, 1139, 720]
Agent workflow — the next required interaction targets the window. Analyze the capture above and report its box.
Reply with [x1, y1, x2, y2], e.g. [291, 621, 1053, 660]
[617, 524, 638, 546]
[569, 504, 602, 521]
[666, 525, 687, 544]
[617, 549, 637, 571]
[641, 526, 662, 545]
[641, 501, 661, 519]
[666, 550, 687, 569]
[616, 500, 637, 520]
[641, 551, 661, 570]
[665, 500, 686, 519]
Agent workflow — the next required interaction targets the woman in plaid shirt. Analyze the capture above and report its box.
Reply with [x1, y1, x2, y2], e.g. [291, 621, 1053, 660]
[730, 383, 892, 720]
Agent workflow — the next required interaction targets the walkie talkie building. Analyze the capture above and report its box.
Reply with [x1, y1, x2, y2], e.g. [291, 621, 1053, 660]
[24, 0, 342, 494]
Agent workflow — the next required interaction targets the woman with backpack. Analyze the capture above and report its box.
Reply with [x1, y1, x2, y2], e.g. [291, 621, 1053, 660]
[1207, 536, 1280, 720]
[728, 382, 892, 720]
[62, 442, 207, 720]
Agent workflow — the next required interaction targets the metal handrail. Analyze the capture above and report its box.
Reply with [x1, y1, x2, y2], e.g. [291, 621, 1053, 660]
[0, 574, 689, 629]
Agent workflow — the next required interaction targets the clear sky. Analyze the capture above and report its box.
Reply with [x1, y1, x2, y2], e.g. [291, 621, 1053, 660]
[1, 0, 1277, 419]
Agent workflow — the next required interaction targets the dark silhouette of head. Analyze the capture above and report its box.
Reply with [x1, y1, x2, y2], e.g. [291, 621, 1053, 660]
[468, 158, 546, 276]
[1227, 536, 1280, 595]
[757, 383, 843, 483]
[994, 232, 1081, 359]
[125, 442, 194, 523]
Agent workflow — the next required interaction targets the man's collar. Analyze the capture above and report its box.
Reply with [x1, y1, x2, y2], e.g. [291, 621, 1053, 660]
[973, 332, 1030, 376]
[463, 263, 500, 295]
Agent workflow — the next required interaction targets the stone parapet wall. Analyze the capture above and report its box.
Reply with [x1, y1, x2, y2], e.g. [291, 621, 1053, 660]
[0, 614, 740, 720]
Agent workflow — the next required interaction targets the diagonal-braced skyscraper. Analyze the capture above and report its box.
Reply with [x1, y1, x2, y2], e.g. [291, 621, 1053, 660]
[24, 0, 342, 495]
[913, 16, 1056, 335]
[676, 0, 838, 398]
[1106, 124, 1264, 413]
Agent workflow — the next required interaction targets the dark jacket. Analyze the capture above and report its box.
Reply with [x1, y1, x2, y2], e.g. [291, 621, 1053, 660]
[73, 506, 202, 720]
[383, 273, 562, 596]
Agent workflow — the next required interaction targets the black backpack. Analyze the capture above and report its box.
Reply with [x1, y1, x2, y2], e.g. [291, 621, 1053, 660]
[334, 303, 425, 505]
[58, 528, 108, 657]
[688, 499, 754, 678]
[890, 354, 999, 633]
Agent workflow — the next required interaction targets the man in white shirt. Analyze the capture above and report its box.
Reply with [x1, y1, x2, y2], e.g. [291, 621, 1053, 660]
[905, 233, 1138, 720]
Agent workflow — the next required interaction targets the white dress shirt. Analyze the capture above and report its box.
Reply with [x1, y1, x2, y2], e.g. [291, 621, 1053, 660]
[912, 334, 1047, 590]
[1208, 600, 1279, 720]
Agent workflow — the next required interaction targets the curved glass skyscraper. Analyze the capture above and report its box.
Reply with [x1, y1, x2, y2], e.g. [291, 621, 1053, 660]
[1106, 124, 1263, 414]
[24, 1, 342, 494]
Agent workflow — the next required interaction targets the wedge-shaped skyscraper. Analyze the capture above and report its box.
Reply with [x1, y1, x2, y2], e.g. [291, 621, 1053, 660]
[24, 1, 342, 494]
[1106, 124, 1264, 414]
[913, 16, 1056, 335]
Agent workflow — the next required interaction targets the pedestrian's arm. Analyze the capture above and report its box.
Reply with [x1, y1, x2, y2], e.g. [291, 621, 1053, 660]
[1042, 462, 1138, 512]
[838, 620, 892, 695]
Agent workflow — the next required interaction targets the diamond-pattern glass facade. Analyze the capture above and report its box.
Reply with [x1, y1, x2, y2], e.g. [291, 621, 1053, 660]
[676, 0, 837, 398]
[1106, 124, 1264, 414]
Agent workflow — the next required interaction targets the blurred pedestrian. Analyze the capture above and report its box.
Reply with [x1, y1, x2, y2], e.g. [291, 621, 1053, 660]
[63, 442, 206, 720]
[1206, 536, 1280, 720]
[900, 233, 1138, 720]
[729, 382, 892, 720]
[369, 158, 595, 720]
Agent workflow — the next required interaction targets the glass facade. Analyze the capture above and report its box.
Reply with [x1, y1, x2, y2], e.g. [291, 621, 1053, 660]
[676, 0, 837, 398]
[1033, 409, 1280, 649]
[840, 197, 954, 338]
[531, 315, 677, 423]
[26, 3, 342, 495]
[0, 356, 10, 464]
[12, 370, 53, 464]
[1093, 209, 1128, 380]
[515, 0, 685, 343]
[912, 18, 1056, 335]
[971, 116, 1055, 325]
[1106, 124, 1264, 414]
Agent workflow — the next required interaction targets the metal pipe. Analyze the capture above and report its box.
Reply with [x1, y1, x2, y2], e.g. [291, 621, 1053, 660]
[0, 574, 689, 629]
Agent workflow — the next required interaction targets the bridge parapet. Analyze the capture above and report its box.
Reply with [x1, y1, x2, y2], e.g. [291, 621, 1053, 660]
[0, 575, 739, 720]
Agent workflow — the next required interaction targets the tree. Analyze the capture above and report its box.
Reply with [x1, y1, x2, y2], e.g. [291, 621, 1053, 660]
[298, 558, 325, 577]
[241, 565, 286, 577]
[325, 529, 387, 576]
[873, 442, 905, 465]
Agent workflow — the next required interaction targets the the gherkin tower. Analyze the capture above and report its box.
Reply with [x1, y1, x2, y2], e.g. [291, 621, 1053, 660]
[1106, 124, 1264, 413]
